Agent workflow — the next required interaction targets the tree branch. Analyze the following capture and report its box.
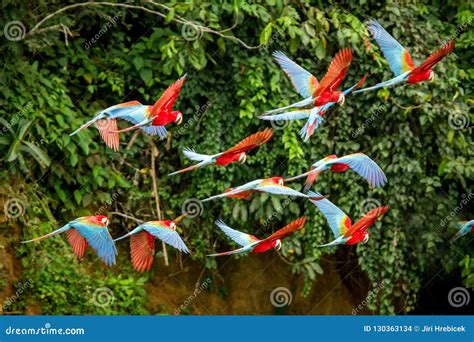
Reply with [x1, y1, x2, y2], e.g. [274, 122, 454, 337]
[27, 1, 261, 50]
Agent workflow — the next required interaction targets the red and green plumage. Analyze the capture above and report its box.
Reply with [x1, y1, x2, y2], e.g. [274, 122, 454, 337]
[21, 216, 117, 266]
[114, 220, 189, 273]
[169, 128, 273, 175]
[208, 217, 306, 256]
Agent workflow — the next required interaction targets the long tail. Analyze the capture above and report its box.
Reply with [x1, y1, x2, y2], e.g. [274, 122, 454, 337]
[450, 231, 465, 243]
[207, 245, 252, 257]
[21, 224, 70, 243]
[317, 239, 343, 247]
[168, 160, 212, 176]
[113, 227, 142, 242]
[70, 113, 105, 136]
[264, 97, 314, 115]
[353, 77, 404, 94]
[300, 114, 324, 142]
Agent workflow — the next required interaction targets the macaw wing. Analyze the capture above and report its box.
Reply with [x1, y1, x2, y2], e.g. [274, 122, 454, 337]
[222, 128, 273, 155]
[342, 74, 368, 95]
[140, 125, 168, 139]
[150, 75, 187, 114]
[345, 206, 389, 237]
[66, 229, 87, 259]
[130, 230, 155, 273]
[329, 153, 387, 187]
[260, 217, 306, 243]
[314, 48, 352, 96]
[142, 222, 190, 254]
[70, 219, 117, 266]
[215, 220, 260, 247]
[272, 51, 319, 98]
[96, 118, 120, 151]
[411, 40, 454, 74]
[259, 109, 312, 121]
[367, 20, 414, 76]
[308, 191, 351, 238]
[256, 184, 308, 197]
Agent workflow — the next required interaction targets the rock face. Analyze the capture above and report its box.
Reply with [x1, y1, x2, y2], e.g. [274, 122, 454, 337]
[146, 252, 370, 315]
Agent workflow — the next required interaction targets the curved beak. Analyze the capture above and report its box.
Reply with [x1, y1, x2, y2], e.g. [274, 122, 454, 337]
[338, 95, 345, 106]
[429, 72, 435, 83]
[176, 114, 183, 125]
[241, 154, 247, 164]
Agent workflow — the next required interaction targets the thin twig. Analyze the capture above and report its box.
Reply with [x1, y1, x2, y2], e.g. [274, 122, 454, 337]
[109, 211, 144, 223]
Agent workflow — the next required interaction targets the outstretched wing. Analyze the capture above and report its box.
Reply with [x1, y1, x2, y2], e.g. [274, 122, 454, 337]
[308, 191, 351, 238]
[273, 51, 319, 98]
[346, 206, 389, 237]
[150, 75, 187, 114]
[314, 48, 352, 95]
[328, 153, 387, 187]
[142, 221, 190, 253]
[66, 229, 88, 259]
[96, 118, 120, 151]
[256, 183, 308, 197]
[222, 128, 273, 155]
[260, 217, 306, 243]
[259, 109, 312, 121]
[411, 40, 454, 74]
[215, 220, 260, 247]
[201, 179, 262, 202]
[130, 230, 155, 273]
[367, 20, 414, 76]
[70, 219, 117, 266]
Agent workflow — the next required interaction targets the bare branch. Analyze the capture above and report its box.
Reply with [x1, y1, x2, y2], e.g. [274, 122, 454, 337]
[27, 1, 261, 50]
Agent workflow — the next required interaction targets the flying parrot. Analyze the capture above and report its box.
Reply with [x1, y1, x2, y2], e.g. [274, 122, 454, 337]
[354, 20, 454, 93]
[168, 128, 273, 176]
[260, 74, 366, 141]
[207, 217, 306, 256]
[450, 220, 474, 243]
[264, 49, 353, 116]
[286, 153, 387, 192]
[114, 220, 189, 272]
[21, 216, 117, 266]
[201, 177, 323, 202]
[70, 75, 186, 151]
[308, 191, 388, 247]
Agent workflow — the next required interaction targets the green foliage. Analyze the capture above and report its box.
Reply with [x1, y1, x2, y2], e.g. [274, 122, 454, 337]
[0, 0, 472, 314]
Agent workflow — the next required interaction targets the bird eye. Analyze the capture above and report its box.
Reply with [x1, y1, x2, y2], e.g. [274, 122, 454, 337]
[279, 179, 284, 186]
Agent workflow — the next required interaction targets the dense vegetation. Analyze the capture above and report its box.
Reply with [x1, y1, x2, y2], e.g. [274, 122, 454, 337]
[0, 0, 472, 315]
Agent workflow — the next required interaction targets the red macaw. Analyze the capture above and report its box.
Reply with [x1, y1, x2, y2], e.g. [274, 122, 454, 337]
[70, 75, 186, 151]
[21, 216, 117, 266]
[451, 220, 474, 242]
[201, 177, 323, 202]
[260, 74, 366, 141]
[169, 128, 273, 175]
[114, 220, 189, 272]
[286, 153, 387, 192]
[355, 20, 454, 93]
[308, 191, 388, 247]
[264, 49, 353, 115]
[208, 217, 306, 256]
